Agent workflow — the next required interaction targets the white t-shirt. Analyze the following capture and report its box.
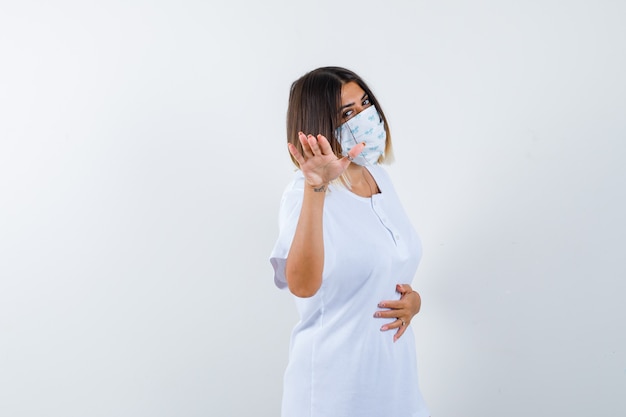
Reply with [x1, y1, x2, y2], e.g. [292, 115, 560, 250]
[270, 165, 430, 417]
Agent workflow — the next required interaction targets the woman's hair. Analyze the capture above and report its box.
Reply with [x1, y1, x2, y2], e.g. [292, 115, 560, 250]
[286, 66, 393, 168]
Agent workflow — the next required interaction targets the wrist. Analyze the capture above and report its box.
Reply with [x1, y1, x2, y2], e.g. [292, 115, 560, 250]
[306, 182, 328, 193]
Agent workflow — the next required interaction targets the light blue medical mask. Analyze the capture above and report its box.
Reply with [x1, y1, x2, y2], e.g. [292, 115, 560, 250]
[336, 105, 386, 166]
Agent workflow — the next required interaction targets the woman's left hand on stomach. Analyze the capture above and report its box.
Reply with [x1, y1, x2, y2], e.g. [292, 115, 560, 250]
[374, 284, 422, 342]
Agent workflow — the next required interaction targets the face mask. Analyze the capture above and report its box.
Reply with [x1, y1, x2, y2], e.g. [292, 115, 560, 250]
[336, 105, 386, 166]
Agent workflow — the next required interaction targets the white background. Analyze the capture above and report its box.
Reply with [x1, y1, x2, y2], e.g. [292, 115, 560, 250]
[1, 1, 625, 416]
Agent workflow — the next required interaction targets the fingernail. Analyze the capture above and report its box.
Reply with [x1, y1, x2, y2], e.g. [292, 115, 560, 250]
[374, 312, 381, 318]
[378, 303, 384, 308]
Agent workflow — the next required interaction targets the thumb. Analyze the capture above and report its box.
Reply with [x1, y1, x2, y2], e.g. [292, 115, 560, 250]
[347, 141, 366, 160]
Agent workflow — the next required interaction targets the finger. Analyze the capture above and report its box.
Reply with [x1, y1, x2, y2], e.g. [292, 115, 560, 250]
[380, 317, 406, 332]
[377, 299, 406, 309]
[373, 308, 408, 319]
[393, 321, 409, 343]
[396, 283, 412, 295]
[298, 132, 314, 158]
[307, 134, 323, 156]
[316, 134, 333, 155]
[288, 143, 306, 166]
[398, 285, 417, 302]
[347, 141, 366, 160]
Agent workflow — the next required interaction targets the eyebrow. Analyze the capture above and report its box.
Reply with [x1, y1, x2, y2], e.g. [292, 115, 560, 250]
[340, 93, 368, 110]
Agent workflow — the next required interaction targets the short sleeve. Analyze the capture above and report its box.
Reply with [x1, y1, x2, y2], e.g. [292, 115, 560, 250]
[269, 173, 305, 289]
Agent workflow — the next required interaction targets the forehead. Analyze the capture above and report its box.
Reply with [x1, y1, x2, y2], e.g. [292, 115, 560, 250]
[340, 81, 366, 105]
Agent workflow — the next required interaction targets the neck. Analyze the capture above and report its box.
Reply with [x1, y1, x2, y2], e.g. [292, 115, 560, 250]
[345, 164, 379, 197]
[346, 164, 366, 183]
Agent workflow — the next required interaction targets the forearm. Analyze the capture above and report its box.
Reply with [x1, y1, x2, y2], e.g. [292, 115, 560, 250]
[285, 184, 327, 297]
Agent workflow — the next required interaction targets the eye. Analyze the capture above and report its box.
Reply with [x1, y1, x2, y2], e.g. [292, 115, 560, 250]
[362, 97, 371, 106]
[342, 109, 354, 120]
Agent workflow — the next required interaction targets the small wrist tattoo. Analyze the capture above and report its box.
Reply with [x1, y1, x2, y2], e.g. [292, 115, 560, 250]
[313, 184, 327, 192]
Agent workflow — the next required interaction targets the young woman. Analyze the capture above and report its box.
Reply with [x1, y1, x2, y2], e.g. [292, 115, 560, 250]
[270, 66, 430, 417]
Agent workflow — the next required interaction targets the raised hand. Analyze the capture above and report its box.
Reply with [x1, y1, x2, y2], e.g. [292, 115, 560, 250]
[288, 132, 365, 188]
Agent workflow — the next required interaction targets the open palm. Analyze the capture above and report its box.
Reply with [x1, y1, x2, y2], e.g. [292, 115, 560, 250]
[288, 132, 365, 187]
